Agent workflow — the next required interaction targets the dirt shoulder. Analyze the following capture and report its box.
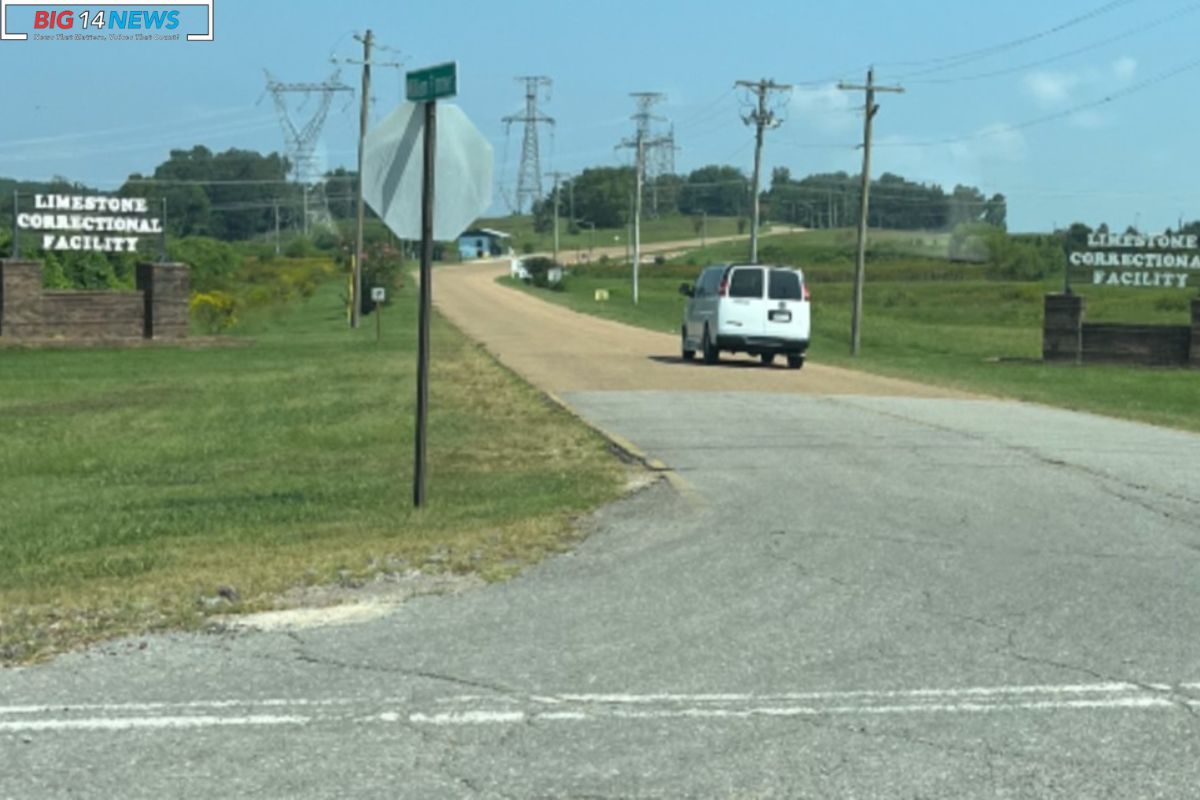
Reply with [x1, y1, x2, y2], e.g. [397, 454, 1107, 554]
[433, 260, 966, 398]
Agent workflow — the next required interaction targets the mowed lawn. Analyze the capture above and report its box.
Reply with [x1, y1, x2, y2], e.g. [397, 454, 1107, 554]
[0, 279, 624, 663]
[505, 263, 1200, 434]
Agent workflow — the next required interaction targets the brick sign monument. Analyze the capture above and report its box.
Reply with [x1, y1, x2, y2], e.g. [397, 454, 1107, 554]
[1045, 230, 1200, 367]
[1, 193, 189, 342]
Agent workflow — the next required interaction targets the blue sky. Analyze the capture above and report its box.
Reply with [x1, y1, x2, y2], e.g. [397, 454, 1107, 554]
[1, 0, 1197, 232]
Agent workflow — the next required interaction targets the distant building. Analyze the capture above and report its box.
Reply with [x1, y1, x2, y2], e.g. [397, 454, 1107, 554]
[457, 228, 512, 260]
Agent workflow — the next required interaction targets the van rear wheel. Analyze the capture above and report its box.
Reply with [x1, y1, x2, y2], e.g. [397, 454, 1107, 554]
[787, 355, 805, 370]
[760, 353, 776, 366]
[682, 328, 695, 361]
[702, 326, 719, 364]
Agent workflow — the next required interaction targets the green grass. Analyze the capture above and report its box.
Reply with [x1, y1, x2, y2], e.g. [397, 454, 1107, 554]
[0, 278, 624, 663]
[663, 229, 981, 283]
[474, 213, 749, 255]
[507, 261, 1200, 433]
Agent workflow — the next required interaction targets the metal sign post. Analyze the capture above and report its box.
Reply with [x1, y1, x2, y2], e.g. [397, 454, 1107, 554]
[372, 287, 385, 343]
[408, 62, 457, 509]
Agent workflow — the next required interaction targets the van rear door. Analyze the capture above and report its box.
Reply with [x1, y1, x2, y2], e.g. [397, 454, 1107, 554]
[721, 266, 766, 337]
[764, 269, 811, 341]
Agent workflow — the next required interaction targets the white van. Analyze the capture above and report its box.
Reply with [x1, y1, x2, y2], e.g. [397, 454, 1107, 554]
[679, 264, 811, 368]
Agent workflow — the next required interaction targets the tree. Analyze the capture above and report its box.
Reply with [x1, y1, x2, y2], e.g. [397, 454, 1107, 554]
[1062, 222, 1093, 251]
[984, 193, 1007, 230]
[565, 167, 635, 229]
[121, 146, 291, 241]
[679, 165, 749, 216]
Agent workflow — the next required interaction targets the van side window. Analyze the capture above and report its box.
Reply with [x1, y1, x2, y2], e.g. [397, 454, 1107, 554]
[769, 270, 803, 300]
[729, 268, 763, 299]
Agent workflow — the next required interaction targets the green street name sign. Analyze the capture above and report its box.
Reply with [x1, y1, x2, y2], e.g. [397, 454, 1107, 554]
[406, 62, 458, 103]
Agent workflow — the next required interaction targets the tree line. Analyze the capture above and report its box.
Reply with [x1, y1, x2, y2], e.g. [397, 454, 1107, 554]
[530, 164, 1007, 233]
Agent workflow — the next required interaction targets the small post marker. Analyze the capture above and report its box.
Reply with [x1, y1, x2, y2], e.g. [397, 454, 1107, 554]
[372, 286, 385, 342]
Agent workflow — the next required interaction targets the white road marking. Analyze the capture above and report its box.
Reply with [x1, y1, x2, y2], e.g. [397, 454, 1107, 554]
[0, 715, 309, 732]
[442, 681, 1200, 705]
[2, 681, 1196, 733]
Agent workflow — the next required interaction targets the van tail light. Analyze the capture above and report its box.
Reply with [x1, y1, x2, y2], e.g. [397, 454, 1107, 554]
[802, 283, 811, 302]
[718, 276, 729, 297]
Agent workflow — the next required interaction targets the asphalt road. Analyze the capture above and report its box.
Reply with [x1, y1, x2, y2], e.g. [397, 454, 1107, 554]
[3, 266, 1200, 798]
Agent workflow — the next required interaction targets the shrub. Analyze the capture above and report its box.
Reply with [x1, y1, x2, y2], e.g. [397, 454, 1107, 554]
[169, 237, 240, 292]
[189, 290, 238, 333]
[520, 256, 564, 290]
[284, 237, 317, 259]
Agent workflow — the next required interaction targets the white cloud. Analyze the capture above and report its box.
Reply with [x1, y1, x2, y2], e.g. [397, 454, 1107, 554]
[1112, 56, 1138, 82]
[1070, 110, 1109, 130]
[952, 124, 1028, 163]
[1023, 57, 1137, 110]
[788, 83, 858, 134]
[1024, 71, 1082, 107]
[870, 124, 1028, 191]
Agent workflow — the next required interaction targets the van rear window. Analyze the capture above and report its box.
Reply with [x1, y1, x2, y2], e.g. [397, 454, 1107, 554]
[728, 268, 763, 298]
[769, 270, 803, 300]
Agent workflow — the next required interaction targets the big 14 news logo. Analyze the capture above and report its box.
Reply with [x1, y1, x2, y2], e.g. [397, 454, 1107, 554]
[33, 8, 182, 31]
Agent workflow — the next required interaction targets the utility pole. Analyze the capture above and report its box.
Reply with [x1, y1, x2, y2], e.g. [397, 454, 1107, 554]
[839, 67, 903, 356]
[619, 94, 672, 305]
[736, 78, 792, 264]
[503, 77, 554, 214]
[547, 171, 570, 265]
[334, 32, 403, 330]
[273, 198, 280, 255]
[352, 30, 373, 330]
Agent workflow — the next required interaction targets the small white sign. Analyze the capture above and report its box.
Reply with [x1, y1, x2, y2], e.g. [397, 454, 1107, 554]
[371, 287, 387, 303]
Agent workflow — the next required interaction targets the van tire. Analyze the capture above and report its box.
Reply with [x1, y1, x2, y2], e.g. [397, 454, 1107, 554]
[702, 326, 719, 364]
[682, 328, 696, 361]
[760, 353, 776, 366]
[787, 355, 805, 370]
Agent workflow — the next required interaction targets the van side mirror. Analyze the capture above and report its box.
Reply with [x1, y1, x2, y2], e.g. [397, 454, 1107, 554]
[679, 283, 694, 298]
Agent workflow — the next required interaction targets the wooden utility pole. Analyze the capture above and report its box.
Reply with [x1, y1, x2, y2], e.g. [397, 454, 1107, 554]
[736, 78, 792, 264]
[839, 67, 903, 356]
[335, 30, 402, 329]
[352, 29, 373, 329]
[547, 171, 570, 265]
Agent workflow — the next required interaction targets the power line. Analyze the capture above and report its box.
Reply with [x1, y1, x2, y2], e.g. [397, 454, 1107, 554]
[884, 0, 1136, 78]
[876, 55, 1200, 149]
[909, 3, 1200, 86]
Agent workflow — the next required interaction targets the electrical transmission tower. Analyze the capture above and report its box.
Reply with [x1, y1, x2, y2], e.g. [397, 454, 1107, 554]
[736, 78, 792, 264]
[629, 93, 677, 218]
[618, 94, 675, 306]
[503, 76, 554, 215]
[262, 69, 353, 234]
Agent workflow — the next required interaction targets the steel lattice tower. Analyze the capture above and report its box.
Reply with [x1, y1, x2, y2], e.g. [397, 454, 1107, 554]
[263, 70, 353, 185]
[503, 76, 554, 215]
[628, 93, 677, 217]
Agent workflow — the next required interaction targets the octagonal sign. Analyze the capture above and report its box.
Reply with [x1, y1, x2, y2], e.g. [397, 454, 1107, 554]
[361, 102, 493, 242]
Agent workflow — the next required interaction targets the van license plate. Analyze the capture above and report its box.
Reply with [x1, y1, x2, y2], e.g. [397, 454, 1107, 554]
[769, 310, 792, 323]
